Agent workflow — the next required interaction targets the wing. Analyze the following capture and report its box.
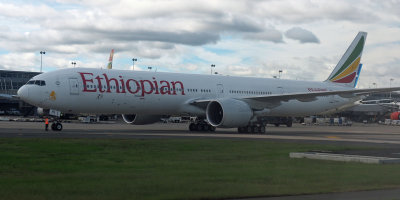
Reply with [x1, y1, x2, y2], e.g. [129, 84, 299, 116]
[244, 87, 400, 102]
[190, 87, 400, 109]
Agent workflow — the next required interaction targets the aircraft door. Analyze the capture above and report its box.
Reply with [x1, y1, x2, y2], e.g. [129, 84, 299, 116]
[216, 84, 224, 98]
[69, 78, 79, 95]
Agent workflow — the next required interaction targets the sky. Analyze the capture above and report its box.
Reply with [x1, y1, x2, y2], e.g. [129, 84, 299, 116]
[0, 0, 399, 88]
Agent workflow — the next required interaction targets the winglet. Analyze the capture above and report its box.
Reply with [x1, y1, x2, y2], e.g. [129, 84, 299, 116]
[107, 49, 114, 69]
[326, 32, 367, 88]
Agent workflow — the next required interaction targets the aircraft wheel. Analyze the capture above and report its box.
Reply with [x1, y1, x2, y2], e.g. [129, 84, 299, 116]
[286, 121, 292, 127]
[189, 123, 197, 131]
[274, 123, 279, 127]
[195, 124, 201, 131]
[209, 126, 216, 132]
[196, 124, 203, 131]
[260, 126, 266, 134]
[55, 123, 63, 131]
[246, 126, 252, 133]
[51, 123, 56, 131]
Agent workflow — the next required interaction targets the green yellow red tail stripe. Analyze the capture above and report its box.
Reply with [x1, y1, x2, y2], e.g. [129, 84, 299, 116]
[326, 32, 367, 87]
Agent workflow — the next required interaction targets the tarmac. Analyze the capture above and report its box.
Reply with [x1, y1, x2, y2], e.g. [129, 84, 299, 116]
[1, 120, 400, 199]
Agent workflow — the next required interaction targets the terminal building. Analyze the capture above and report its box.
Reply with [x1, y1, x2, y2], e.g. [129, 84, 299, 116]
[0, 69, 41, 115]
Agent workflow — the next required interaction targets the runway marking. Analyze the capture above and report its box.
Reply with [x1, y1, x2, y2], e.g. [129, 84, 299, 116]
[100, 132, 400, 145]
[326, 136, 341, 139]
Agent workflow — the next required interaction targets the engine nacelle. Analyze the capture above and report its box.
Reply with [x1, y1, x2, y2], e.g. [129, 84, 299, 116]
[206, 99, 253, 128]
[122, 114, 163, 125]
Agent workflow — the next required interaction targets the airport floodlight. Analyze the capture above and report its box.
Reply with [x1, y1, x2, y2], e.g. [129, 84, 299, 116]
[148, 66, 152, 71]
[390, 78, 394, 98]
[40, 51, 46, 72]
[132, 58, 137, 70]
[279, 70, 283, 79]
[71, 62, 76, 68]
[211, 64, 215, 75]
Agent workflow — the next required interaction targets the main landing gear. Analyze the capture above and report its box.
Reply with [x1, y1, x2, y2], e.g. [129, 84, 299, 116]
[51, 120, 63, 131]
[237, 125, 266, 134]
[188, 119, 216, 132]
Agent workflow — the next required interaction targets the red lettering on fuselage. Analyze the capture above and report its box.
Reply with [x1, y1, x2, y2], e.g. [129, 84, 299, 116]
[126, 79, 140, 94]
[78, 72, 185, 97]
[79, 72, 96, 92]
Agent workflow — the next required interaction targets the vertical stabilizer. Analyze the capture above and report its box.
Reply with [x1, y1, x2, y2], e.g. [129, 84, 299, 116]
[325, 32, 367, 87]
[107, 49, 114, 69]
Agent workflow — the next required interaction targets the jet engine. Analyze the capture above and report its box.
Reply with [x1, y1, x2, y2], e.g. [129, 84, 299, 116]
[206, 99, 253, 128]
[122, 114, 163, 125]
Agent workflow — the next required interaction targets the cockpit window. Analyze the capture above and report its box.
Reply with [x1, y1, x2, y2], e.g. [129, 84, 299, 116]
[26, 80, 46, 86]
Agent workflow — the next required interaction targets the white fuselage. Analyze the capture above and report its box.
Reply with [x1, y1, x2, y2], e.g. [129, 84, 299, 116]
[18, 68, 360, 117]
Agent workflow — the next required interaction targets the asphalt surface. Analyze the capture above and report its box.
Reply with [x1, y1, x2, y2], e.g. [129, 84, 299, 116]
[2, 120, 400, 199]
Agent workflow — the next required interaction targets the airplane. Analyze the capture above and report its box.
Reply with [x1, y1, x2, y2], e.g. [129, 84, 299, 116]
[17, 31, 400, 132]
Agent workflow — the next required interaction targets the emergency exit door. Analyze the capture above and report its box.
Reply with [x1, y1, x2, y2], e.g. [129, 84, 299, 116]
[69, 78, 79, 95]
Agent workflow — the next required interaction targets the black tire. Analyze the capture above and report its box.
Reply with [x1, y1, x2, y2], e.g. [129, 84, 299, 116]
[189, 123, 196, 131]
[51, 123, 56, 131]
[251, 126, 257, 133]
[197, 124, 203, 131]
[260, 126, 266, 134]
[55, 123, 63, 131]
[209, 126, 216, 132]
[246, 126, 252, 133]
[274, 123, 279, 127]
[286, 121, 292, 127]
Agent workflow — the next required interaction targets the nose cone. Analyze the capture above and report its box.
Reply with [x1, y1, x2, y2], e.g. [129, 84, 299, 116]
[17, 85, 29, 101]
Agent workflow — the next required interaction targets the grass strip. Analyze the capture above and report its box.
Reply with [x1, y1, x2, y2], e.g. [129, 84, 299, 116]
[0, 138, 399, 200]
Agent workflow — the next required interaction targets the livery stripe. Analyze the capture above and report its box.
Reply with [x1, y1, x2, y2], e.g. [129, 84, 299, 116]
[333, 72, 357, 83]
[330, 36, 365, 79]
[330, 57, 361, 81]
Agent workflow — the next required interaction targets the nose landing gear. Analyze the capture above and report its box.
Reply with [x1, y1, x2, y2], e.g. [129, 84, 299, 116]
[51, 120, 63, 131]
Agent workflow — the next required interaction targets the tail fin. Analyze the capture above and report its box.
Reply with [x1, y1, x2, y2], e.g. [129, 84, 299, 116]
[325, 32, 367, 87]
[353, 63, 362, 88]
[107, 49, 114, 69]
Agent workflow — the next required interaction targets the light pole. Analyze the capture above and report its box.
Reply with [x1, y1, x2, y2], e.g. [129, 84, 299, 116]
[279, 69, 283, 79]
[372, 82, 377, 88]
[71, 61, 76, 68]
[390, 78, 394, 99]
[148, 66, 152, 71]
[211, 64, 215, 75]
[40, 51, 46, 72]
[132, 58, 137, 70]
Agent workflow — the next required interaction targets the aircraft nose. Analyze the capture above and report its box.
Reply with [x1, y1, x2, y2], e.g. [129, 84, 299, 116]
[17, 85, 29, 100]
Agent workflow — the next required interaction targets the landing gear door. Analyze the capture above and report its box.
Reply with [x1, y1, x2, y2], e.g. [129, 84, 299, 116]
[69, 78, 79, 95]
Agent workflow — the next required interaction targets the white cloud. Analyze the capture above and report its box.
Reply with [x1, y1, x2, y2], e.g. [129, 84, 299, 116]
[285, 27, 320, 43]
[0, 0, 399, 89]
